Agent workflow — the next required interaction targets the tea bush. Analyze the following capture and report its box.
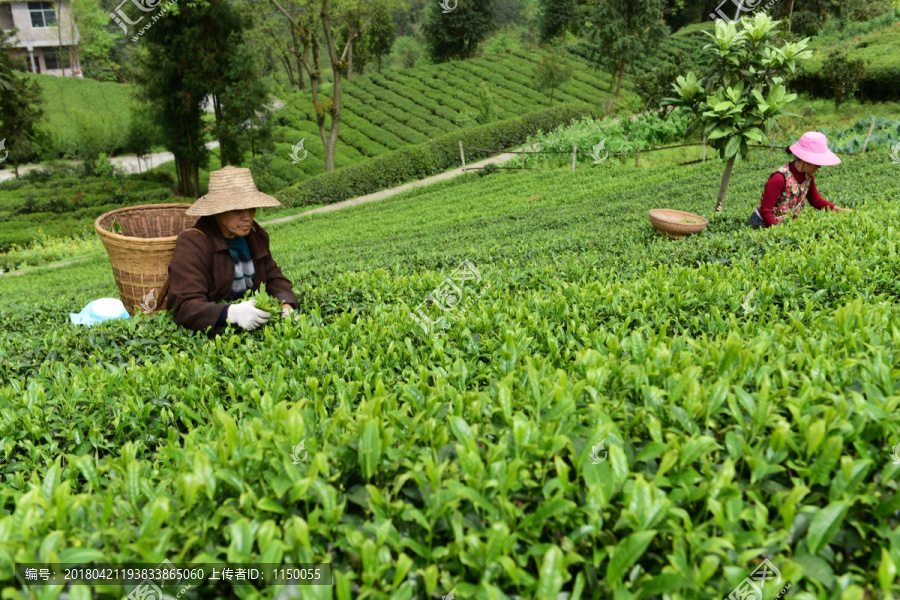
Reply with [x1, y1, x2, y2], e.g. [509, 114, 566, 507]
[1, 150, 899, 599]
[0, 172, 176, 252]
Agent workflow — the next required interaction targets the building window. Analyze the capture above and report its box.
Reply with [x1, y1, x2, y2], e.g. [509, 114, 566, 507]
[43, 48, 68, 70]
[28, 1, 57, 28]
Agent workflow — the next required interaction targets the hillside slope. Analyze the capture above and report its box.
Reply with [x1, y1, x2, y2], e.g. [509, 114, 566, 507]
[260, 49, 638, 191]
[25, 74, 136, 158]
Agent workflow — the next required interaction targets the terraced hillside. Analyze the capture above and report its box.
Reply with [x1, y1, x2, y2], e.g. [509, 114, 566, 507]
[260, 49, 638, 191]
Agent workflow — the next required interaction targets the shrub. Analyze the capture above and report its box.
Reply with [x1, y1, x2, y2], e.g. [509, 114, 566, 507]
[822, 46, 868, 108]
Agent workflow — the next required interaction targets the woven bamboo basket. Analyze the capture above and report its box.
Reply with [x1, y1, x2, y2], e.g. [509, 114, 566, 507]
[648, 209, 709, 239]
[95, 204, 196, 316]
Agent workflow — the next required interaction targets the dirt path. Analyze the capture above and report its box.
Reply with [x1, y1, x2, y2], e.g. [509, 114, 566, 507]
[261, 148, 526, 225]
[2, 257, 91, 276]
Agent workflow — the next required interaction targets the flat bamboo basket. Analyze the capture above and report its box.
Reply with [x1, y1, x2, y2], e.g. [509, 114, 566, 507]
[94, 204, 196, 316]
[648, 209, 709, 239]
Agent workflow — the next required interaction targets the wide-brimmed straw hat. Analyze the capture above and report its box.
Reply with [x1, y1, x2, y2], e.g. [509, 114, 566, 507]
[789, 132, 841, 167]
[185, 166, 281, 216]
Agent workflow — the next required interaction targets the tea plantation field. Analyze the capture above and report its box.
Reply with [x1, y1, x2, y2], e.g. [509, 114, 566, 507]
[263, 50, 638, 191]
[1, 150, 900, 599]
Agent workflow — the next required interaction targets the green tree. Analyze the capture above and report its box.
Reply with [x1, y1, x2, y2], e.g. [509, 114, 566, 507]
[822, 46, 867, 108]
[360, 2, 396, 73]
[206, 6, 270, 168]
[136, 0, 265, 192]
[633, 49, 697, 112]
[125, 100, 160, 172]
[584, 0, 667, 99]
[663, 13, 812, 214]
[71, 0, 118, 81]
[0, 32, 45, 178]
[136, 2, 215, 196]
[268, 0, 401, 172]
[538, 0, 578, 42]
[533, 48, 572, 106]
[71, 108, 117, 175]
[422, 0, 495, 62]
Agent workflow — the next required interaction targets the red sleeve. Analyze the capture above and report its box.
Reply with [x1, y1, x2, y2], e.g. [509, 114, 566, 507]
[759, 173, 784, 227]
[806, 177, 835, 210]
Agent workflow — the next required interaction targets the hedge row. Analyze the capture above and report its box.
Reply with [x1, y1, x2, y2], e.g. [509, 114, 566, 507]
[275, 102, 598, 207]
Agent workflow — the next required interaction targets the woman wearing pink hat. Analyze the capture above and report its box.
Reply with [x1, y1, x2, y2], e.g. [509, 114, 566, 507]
[747, 132, 852, 229]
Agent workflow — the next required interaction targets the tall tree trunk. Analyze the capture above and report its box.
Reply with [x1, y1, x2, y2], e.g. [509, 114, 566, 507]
[176, 159, 187, 196]
[787, 0, 794, 32]
[213, 94, 227, 167]
[279, 51, 295, 89]
[615, 58, 625, 99]
[300, 46, 310, 91]
[347, 40, 353, 79]
[715, 156, 736, 214]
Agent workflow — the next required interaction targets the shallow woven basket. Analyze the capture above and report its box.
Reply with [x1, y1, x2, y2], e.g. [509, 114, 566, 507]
[648, 209, 709, 239]
[95, 204, 196, 316]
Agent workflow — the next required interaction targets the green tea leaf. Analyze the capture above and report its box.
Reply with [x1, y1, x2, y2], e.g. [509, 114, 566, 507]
[806, 502, 849, 554]
[535, 545, 565, 600]
[359, 420, 383, 480]
[607, 531, 657, 584]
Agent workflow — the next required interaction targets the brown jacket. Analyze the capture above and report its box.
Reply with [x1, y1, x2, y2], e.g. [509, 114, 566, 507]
[166, 215, 299, 336]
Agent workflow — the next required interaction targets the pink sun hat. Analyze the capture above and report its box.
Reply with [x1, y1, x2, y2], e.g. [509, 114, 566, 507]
[789, 132, 841, 166]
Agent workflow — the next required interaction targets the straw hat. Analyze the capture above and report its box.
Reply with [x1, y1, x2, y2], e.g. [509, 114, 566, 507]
[185, 166, 281, 216]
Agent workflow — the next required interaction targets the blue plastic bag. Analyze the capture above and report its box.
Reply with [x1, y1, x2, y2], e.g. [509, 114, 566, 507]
[70, 298, 131, 326]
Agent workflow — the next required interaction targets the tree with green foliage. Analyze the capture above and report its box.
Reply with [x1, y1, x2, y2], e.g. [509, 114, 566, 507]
[137, 8, 208, 197]
[71, 107, 117, 176]
[206, 7, 270, 168]
[533, 48, 572, 106]
[71, 0, 118, 81]
[822, 46, 867, 108]
[422, 0, 495, 62]
[538, 0, 578, 42]
[360, 2, 395, 73]
[0, 32, 45, 178]
[634, 49, 698, 113]
[268, 0, 401, 171]
[584, 0, 667, 99]
[138, 0, 264, 195]
[125, 100, 160, 172]
[664, 13, 812, 214]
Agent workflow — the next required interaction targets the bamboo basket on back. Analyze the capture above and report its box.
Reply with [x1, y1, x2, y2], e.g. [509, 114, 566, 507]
[95, 204, 196, 316]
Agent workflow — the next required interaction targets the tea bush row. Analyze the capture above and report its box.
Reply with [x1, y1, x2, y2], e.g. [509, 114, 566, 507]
[261, 51, 637, 190]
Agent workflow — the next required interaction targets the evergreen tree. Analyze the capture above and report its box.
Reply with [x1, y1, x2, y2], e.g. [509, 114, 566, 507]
[0, 32, 45, 178]
[423, 0, 495, 63]
[138, 0, 265, 195]
[584, 0, 667, 98]
[538, 0, 578, 42]
[362, 2, 396, 73]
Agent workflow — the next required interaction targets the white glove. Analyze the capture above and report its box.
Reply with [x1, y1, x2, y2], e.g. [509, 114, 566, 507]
[282, 305, 293, 318]
[227, 299, 270, 331]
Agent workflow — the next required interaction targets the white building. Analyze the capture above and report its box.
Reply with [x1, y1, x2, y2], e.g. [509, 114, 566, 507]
[0, 0, 81, 76]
